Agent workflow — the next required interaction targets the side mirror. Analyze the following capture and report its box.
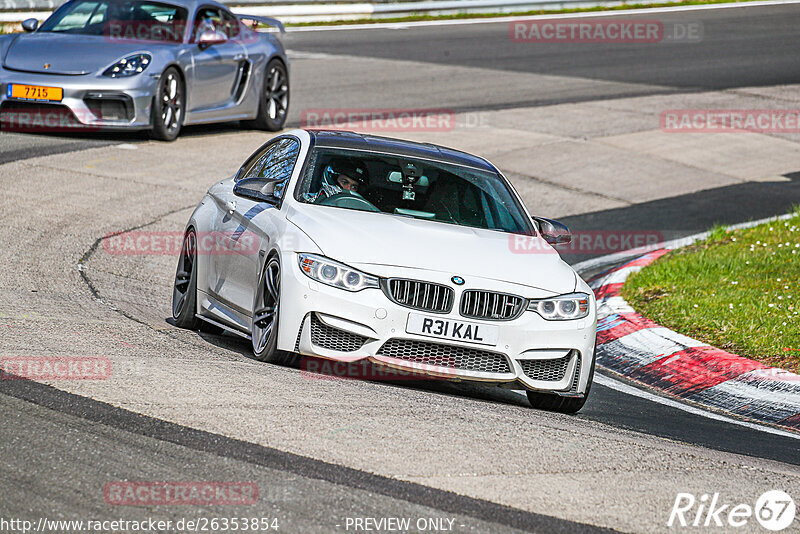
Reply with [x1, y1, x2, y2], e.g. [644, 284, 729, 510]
[197, 29, 227, 48]
[22, 18, 39, 32]
[534, 217, 571, 246]
[233, 177, 284, 204]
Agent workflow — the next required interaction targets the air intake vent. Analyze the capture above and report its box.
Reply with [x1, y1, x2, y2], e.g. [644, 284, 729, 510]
[310, 314, 367, 353]
[518, 352, 573, 382]
[377, 338, 512, 374]
[383, 279, 454, 313]
[569, 352, 582, 393]
[460, 290, 526, 321]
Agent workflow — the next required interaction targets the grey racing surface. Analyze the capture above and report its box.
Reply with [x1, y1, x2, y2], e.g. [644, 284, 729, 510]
[0, 380, 593, 534]
[282, 3, 800, 109]
[2, 3, 800, 532]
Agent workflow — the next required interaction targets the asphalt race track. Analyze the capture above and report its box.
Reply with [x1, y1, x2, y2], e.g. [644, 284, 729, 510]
[2, 3, 800, 533]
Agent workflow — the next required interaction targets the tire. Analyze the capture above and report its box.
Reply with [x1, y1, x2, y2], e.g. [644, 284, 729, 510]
[151, 67, 185, 141]
[246, 58, 289, 131]
[526, 351, 596, 414]
[251, 255, 296, 365]
[172, 229, 200, 329]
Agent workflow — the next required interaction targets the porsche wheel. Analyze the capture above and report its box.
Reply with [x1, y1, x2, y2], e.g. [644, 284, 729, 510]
[526, 352, 595, 414]
[172, 229, 200, 329]
[252, 256, 294, 364]
[151, 67, 184, 142]
[247, 58, 289, 131]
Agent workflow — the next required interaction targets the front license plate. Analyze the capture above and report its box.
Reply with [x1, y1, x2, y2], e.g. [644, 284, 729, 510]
[406, 313, 499, 346]
[7, 84, 63, 102]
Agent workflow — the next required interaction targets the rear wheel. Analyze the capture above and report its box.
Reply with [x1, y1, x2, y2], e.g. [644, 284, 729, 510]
[526, 351, 595, 414]
[151, 67, 184, 141]
[246, 58, 288, 131]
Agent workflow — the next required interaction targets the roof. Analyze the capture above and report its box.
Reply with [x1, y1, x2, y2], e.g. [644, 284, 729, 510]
[307, 130, 497, 173]
[124, 0, 226, 11]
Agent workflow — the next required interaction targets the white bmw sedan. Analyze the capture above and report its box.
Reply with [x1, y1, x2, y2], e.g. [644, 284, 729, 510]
[173, 129, 597, 412]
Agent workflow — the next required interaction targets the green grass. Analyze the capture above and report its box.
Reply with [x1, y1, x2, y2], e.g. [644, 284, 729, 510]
[622, 209, 800, 373]
[286, 0, 767, 26]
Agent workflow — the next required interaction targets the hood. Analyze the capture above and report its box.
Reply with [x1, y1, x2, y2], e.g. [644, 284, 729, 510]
[286, 204, 577, 294]
[3, 33, 159, 75]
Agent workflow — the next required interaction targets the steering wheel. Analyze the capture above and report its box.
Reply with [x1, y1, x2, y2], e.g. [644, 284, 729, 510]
[315, 191, 380, 212]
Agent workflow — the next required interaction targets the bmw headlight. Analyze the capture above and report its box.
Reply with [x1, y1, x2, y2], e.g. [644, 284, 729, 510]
[298, 253, 379, 292]
[528, 292, 590, 320]
[103, 54, 151, 78]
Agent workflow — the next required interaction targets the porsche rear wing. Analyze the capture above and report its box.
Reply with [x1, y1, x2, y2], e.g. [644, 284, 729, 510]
[236, 15, 285, 33]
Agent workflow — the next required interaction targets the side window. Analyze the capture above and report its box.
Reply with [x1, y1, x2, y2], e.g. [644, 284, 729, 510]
[220, 9, 240, 38]
[242, 138, 301, 199]
[192, 6, 221, 41]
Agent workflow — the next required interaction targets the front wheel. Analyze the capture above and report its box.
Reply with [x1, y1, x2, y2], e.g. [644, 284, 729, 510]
[246, 58, 289, 131]
[172, 229, 200, 329]
[151, 67, 185, 141]
[251, 256, 295, 364]
[526, 352, 595, 414]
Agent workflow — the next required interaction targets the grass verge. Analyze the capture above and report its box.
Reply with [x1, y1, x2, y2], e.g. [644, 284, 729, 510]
[622, 209, 800, 372]
[286, 0, 768, 27]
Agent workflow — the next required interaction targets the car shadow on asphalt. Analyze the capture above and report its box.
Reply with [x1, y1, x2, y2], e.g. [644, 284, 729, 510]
[184, 321, 532, 410]
[2, 120, 248, 142]
[560, 171, 800, 266]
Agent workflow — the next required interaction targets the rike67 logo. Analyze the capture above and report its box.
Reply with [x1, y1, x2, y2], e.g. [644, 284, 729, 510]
[668, 491, 796, 531]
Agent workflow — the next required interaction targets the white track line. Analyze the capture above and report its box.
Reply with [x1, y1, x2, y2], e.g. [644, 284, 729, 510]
[287, 0, 800, 31]
[594, 373, 800, 440]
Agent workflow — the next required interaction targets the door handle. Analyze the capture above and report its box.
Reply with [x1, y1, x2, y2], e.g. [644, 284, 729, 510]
[226, 200, 237, 213]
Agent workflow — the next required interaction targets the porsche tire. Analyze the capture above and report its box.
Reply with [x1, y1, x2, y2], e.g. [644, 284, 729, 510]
[151, 67, 184, 142]
[247, 58, 289, 132]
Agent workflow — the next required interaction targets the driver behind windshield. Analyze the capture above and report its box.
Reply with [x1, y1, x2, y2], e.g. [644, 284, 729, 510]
[310, 157, 368, 203]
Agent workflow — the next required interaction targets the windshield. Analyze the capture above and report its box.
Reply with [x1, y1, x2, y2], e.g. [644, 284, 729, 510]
[295, 148, 534, 235]
[39, 0, 188, 42]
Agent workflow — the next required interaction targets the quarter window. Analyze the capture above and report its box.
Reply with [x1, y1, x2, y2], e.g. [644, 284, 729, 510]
[242, 138, 301, 199]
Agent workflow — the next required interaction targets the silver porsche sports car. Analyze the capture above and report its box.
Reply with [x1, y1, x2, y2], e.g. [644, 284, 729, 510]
[0, 0, 288, 140]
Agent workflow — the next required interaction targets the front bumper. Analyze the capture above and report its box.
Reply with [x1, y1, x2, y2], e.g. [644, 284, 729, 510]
[278, 256, 597, 395]
[0, 70, 157, 130]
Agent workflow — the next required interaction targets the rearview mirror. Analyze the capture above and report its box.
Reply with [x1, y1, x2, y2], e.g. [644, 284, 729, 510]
[534, 217, 571, 246]
[233, 177, 283, 204]
[198, 29, 227, 48]
[22, 18, 38, 32]
[387, 171, 429, 187]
